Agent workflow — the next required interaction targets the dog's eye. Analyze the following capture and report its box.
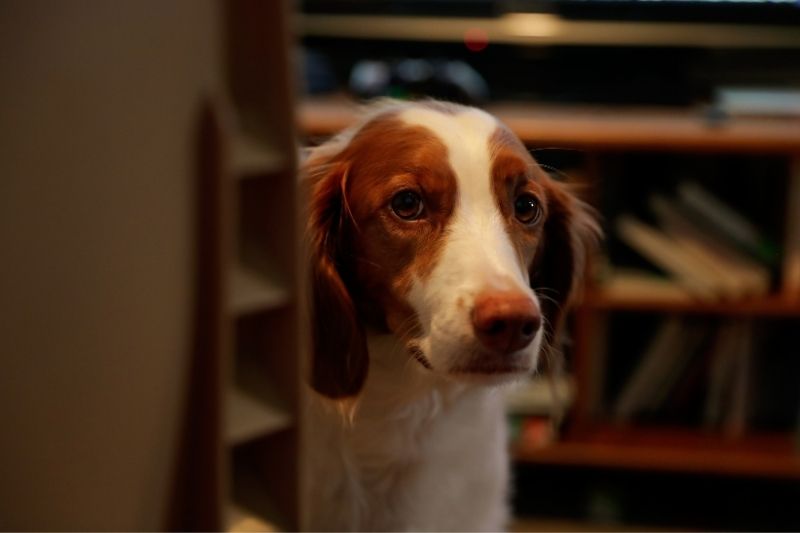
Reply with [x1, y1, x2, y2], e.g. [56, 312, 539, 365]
[514, 193, 542, 224]
[391, 190, 424, 220]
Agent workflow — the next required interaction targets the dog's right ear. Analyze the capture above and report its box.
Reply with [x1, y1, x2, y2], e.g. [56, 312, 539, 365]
[305, 156, 369, 399]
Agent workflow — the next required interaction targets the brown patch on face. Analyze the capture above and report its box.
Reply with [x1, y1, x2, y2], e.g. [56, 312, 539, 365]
[488, 125, 601, 354]
[318, 112, 458, 342]
[488, 125, 548, 270]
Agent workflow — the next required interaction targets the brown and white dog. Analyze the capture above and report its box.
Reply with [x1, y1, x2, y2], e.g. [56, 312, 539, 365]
[302, 100, 598, 531]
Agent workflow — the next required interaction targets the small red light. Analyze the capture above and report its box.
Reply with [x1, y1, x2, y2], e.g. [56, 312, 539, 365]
[464, 28, 489, 52]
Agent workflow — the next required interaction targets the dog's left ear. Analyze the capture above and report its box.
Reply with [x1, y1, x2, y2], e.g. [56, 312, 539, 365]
[531, 178, 600, 347]
[304, 156, 369, 400]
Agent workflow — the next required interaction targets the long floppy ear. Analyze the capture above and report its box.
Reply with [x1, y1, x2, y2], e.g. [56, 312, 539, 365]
[532, 178, 600, 350]
[306, 158, 369, 399]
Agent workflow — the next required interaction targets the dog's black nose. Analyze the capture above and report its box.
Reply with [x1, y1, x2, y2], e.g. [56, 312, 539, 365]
[471, 291, 541, 354]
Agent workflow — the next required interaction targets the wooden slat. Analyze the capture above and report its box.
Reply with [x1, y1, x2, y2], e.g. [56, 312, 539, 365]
[225, 388, 292, 446]
[514, 427, 800, 479]
[782, 156, 800, 300]
[510, 517, 678, 532]
[230, 132, 286, 178]
[226, 503, 279, 532]
[299, 96, 800, 153]
[582, 290, 800, 317]
[229, 265, 290, 316]
[167, 101, 227, 531]
[298, 13, 800, 49]
[231, 444, 291, 531]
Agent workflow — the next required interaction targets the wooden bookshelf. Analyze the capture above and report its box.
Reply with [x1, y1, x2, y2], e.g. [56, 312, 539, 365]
[169, 2, 302, 531]
[218, 0, 301, 526]
[298, 95, 800, 484]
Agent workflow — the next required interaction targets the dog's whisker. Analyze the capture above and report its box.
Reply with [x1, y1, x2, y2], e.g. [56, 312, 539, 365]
[532, 290, 561, 311]
[537, 163, 574, 182]
[527, 146, 584, 154]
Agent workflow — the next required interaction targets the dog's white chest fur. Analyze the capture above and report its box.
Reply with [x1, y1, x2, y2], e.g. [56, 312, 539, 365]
[304, 335, 511, 532]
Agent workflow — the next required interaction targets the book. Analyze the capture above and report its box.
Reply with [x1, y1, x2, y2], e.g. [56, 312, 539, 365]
[505, 374, 575, 417]
[723, 320, 755, 438]
[616, 215, 727, 299]
[646, 320, 708, 416]
[516, 416, 557, 450]
[601, 268, 694, 303]
[782, 165, 800, 300]
[649, 194, 770, 297]
[676, 181, 780, 268]
[506, 375, 575, 448]
[662, 339, 715, 424]
[613, 179, 779, 301]
[613, 317, 685, 422]
[703, 321, 743, 429]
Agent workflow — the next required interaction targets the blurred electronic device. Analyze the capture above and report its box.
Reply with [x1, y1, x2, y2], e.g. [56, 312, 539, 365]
[349, 58, 490, 104]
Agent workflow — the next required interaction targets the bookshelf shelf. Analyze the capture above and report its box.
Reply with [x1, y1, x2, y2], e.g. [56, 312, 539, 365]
[298, 13, 800, 50]
[230, 456, 288, 532]
[299, 96, 800, 153]
[226, 503, 279, 533]
[514, 426, 800, 479]
[229, 265, 290, 316]
[230, 132, 287, 179]
[225, 388, 292, 446]
[583, 290, 800, 317]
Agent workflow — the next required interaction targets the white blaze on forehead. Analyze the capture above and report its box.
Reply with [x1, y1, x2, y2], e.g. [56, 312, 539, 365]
[398, 106, 531, 293]
[398, 107, 497, 204]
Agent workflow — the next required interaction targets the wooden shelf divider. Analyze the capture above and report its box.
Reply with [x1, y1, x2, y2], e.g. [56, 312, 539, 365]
[299, 96, 800, 153]
[229, 265, 290, 316]
[230, 132, 286, 179]
[225, 503, 279, 533]
[225, 387, 292, 446]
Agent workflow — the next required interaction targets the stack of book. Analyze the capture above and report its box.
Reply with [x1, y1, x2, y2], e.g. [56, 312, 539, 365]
[612, 317, 755, 435]
[611, 182, 779, 301]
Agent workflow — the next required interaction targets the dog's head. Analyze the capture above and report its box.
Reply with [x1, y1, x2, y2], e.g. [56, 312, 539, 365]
[305, 101, 598, 398]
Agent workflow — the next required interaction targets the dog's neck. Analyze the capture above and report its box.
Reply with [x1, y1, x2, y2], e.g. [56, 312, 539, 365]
[304, 333, 512, 531]
[326, 331, 495, 431]
[366, 332, 464, 395]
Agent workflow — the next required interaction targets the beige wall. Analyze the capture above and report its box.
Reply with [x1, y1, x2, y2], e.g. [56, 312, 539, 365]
[0, 1, 222, 529]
